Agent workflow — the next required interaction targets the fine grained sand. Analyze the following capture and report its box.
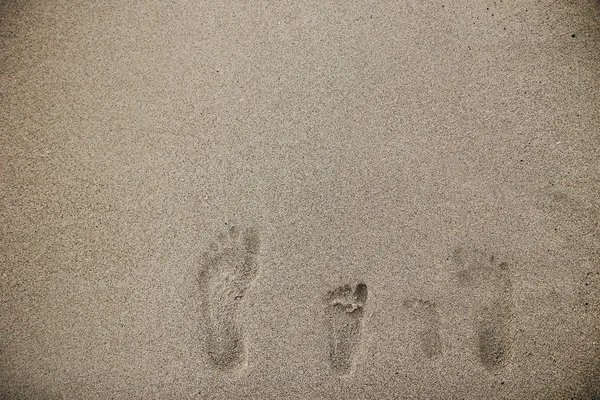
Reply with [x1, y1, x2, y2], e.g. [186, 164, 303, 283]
[1, 0, 599, 398]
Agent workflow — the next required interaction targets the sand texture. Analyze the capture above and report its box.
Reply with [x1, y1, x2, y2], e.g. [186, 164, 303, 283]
[1, 0, 599, 398]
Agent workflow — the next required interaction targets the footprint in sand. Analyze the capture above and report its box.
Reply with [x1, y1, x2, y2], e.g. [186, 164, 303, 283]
[198, 224, 260, 371]
[452, 248, 513, 371]
[325, 283, 368, 376]
[403, 298, 442, 359]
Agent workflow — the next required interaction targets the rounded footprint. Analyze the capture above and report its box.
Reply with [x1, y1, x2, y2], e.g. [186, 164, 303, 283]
[199, 224, 260, 372]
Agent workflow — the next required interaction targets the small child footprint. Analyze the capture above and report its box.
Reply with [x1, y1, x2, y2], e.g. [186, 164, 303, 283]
[198, 224, 260, 371]
[453, 248, 513, 371]
[325, 283, 368, 376]
[402, 299, 442, 359]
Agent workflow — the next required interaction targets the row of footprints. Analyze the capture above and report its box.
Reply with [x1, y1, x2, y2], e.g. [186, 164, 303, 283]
[197, 225, 512, 375]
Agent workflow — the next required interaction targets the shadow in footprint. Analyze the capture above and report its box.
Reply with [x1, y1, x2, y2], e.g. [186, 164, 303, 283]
[198, 224, 260, 372]
[325, 283, 368, 376]
[453, 248, 513, 371]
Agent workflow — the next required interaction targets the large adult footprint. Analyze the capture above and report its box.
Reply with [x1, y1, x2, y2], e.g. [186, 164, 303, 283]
[453, 248, 513, 371]
[199, 224, 260, 371]
[325, 283, 368, 376]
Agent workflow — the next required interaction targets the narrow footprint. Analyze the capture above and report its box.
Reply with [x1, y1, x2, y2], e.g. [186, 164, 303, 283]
[198, 224, 260, 371]
[403, 299, 442, 359]
[453, 248, 513, 371]
[325, 282, 368, 376]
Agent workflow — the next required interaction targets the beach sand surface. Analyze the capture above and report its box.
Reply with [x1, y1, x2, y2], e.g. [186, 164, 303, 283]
[1, 0, 599, 398]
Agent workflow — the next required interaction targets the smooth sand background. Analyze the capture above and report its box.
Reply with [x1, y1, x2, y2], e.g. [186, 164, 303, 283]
[1, 0, 599, 398]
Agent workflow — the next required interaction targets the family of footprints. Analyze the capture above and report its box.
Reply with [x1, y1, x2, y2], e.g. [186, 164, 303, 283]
[199, 225, 513, 375]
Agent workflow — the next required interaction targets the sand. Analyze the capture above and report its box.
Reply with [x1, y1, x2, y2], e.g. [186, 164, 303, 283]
[1, 0, 599, 398]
